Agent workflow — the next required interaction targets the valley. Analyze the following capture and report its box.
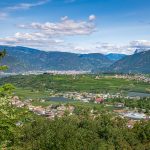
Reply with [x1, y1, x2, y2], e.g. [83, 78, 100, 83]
[1, 0, 150, 149]
[1, 73, 150, 117]
[1, 51, 150, 149]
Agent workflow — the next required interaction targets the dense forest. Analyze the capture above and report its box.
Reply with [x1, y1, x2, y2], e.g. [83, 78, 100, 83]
[1, 101, 150, 150]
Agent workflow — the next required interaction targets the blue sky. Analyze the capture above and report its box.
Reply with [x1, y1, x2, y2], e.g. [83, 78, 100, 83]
[0, 0, 150, 54]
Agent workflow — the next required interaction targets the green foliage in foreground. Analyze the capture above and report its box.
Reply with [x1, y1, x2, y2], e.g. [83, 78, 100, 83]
[9, 114, 150, 150]
[1, 74, 150, 93]
[0, 49, 8, 71]
[0, 97, 37, 149]
[0, 81, 34, 149]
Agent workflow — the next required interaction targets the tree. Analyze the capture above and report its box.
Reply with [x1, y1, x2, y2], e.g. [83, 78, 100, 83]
[0, 49, 8, 71]
[0, 49, 16, 148]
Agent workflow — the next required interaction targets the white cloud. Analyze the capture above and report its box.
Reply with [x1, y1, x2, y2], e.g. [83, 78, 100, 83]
[94, 42, 134, 54]
[18, 17, 96, 36]
[71, 41, 145, 54]
[129, 40, 150, 49]
[0, 32, 64, 51]
[89, 14, 96, 21]
[6, 0, 50, 11]
[0, 15, 97, 52]
[0, 0, 50, 20]
[1, 32, 150, 54]
[91, 40, 150, 54]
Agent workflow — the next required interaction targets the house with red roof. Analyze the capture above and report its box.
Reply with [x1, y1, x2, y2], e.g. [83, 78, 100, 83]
[95, 97, 104, 104]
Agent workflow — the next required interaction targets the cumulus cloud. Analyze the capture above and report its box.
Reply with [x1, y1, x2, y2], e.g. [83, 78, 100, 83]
[18, 16, 96, 36]
[0, 31, 64, 51]
[0, 15, 97, 51]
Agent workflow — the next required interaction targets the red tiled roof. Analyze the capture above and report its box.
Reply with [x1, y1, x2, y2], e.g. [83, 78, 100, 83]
[96, 98, 104, 102]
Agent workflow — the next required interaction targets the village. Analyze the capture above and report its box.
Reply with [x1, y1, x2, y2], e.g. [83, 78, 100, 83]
[114, 74, 150, 83]
[51, 90, 147, 103]
[8, 74, 150, 129]
[11, 96, 75, 119]
[11, 92, 150, 129]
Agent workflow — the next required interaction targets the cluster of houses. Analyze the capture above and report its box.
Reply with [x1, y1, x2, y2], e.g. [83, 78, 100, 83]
[113, 104, 150, 128]
[58, 92, 122, 103]
[11, 96, 75, 119]
[44, 70, 90, 75]
[114, 74, 150, 83]
[121, 111, 149, 120]
[52, 90, 146, 104]
[114, 108, 149, 120]
[11, 96, 150, 129]
[28, 104, 75, 119]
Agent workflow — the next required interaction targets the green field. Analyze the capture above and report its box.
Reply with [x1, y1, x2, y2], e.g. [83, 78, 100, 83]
[13, 88, 50, 100]
[1, 74, 150, 96]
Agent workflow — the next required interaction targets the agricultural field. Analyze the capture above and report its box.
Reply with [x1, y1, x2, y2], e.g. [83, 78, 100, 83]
[1, 74, 150, 96]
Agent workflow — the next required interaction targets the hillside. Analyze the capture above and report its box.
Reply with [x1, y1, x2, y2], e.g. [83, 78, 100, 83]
[0, 45, 113, 73]
[106, 53, 126, 61]
[1, 45, 150, 73]
[109, 50, 150, 73]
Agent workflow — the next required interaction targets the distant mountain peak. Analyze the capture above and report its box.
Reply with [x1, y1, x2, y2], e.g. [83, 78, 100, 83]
[134, 49, 150, 54]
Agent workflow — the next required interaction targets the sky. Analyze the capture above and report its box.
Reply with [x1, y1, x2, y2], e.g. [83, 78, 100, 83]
[0, 0, 150, 54]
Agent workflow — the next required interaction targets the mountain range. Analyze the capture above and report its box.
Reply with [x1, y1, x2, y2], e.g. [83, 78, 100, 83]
[0, 45, 150, 73]
[109, 50, 150, 73]
[0, 45, 113, 73]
